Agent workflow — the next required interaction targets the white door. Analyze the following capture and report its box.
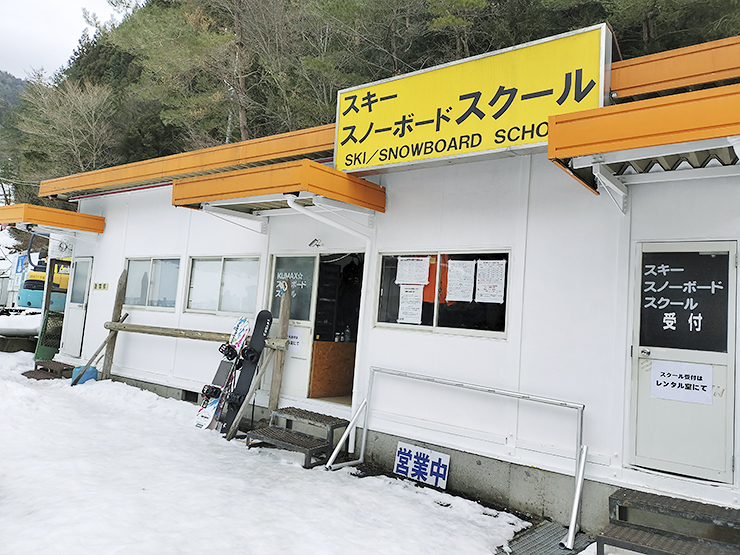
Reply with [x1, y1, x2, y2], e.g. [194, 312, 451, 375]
[61, 257, 93, 358]
[269, 255, 318, 398]
[631, 242, 736, 483]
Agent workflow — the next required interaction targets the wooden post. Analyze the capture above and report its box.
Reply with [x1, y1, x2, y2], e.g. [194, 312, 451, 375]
[268, 279, 291, 412]
[71, 313, 129, 386]
[101, 269, 127, 381]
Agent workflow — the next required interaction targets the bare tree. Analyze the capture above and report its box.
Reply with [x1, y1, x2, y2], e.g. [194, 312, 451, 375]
[16, 73, 118, 176]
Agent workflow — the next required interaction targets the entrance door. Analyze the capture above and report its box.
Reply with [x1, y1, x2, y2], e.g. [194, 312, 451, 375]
[632, 242, 736, 483]
[269, 253, 364, 404]
[308, 254, 364, 403]
[61, 257, 93, 357]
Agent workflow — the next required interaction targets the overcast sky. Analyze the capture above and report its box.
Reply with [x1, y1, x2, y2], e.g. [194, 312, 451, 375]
[0, 0, 122, 79]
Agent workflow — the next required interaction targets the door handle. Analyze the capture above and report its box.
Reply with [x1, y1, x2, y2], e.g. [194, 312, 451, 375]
[640, 348, 651, 357]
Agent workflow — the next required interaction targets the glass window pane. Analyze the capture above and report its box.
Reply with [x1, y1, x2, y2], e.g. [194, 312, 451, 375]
[125, 260, 150, 306]
[69, 260, 91, 304]
[148, 258, 180, 308]
[377, 254, 436, 326]
[187, 259, 221, 311]
[272, 256, 315, 321]
[436, 253, 508, 332]
[220, 258, 259, 313]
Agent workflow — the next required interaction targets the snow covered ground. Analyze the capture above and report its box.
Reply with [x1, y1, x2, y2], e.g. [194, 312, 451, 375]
[0, 351, 535, 554]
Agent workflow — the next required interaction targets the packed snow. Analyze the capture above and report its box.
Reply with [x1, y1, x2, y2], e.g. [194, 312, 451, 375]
[0, 351, 531, 554]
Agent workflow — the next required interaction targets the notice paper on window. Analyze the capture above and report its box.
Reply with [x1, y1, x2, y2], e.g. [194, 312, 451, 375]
[398, 284, 424, 324]
[446, 260, 475, 302]
[475, 259, 506, 303]
[395, 257, 430, 285]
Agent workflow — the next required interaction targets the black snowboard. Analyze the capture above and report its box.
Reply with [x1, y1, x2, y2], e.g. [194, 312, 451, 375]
[218, 309, 273, 434]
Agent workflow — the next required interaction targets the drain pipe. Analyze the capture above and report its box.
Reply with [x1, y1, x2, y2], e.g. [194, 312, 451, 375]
[285, 194, 373, 464]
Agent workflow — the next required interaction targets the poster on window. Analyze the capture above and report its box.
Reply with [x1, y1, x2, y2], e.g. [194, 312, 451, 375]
[650, 360, 713, 405]
[446, 260, 475, 302]
[395, 257, 430, 285]
[475, 259, 506, 303]
[398, 284, 424, 324]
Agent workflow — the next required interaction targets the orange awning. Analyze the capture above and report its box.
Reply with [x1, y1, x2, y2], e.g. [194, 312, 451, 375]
[0, 204, 105, 233]
[173, 159, 385, 213]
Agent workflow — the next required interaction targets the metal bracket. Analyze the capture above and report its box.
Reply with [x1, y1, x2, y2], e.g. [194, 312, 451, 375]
[202, 204, 268, 234]
[593, 163, 628, 214]
[312, 196, 376, 229]
[728, 136, 740, 159]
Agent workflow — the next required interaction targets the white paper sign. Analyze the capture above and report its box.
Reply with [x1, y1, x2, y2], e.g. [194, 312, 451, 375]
[446, 260, 475, 302]
[476, 259, 506, 303]
[650, 360, 713, 405]
[397, 284, 424, 324]
[394, 441, 450, 489]
[395, 257, 430, 285]
[287, 327, 302, 353]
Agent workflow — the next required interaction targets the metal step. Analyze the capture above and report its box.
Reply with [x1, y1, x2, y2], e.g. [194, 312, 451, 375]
[34, 360, 74, 378]
[271, 406, 349, 429]
[597, 523, 740, 555]
[506, 520, 593, 555]
[247, 407, 350, 469]
[608, 488, 740, 547]
[246, 426, 330, 468]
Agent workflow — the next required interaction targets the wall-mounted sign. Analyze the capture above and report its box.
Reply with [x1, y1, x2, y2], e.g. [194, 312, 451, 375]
[394, 441, 450, 489]
[335, 25, 608, 172]
[640, 251, 729, 353]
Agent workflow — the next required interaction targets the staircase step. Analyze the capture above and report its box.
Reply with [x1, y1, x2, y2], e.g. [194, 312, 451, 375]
[609, 488, 740, 546]
[246, 426, 331, 468]
[34, 360, 74, 378]
[272, 406, 349, 429]
[597, 523, 740, 555]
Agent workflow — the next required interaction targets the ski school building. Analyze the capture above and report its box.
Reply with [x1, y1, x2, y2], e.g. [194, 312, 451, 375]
[8, 24, 740, 533]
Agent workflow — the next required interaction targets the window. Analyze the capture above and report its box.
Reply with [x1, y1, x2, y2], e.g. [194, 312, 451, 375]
[187, 257, 260, 314]
[124, 258, 180, 308]
[377, 252, 509, 335]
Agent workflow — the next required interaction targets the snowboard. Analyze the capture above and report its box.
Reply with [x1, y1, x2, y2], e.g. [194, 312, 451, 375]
[217, 309, 272, 435]
[194, 316, 251, 430]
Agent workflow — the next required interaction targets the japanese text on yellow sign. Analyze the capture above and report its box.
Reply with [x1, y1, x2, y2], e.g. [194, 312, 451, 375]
[335, 25, 607, 172]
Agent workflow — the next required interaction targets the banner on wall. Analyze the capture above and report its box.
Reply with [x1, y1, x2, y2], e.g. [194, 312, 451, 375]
[335, 24, 609, 173]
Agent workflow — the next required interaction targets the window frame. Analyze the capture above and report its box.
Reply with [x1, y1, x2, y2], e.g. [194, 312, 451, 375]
[374, 249, 511, 339]
[184, 255, 261, 316]
[123, 257, 181, 311]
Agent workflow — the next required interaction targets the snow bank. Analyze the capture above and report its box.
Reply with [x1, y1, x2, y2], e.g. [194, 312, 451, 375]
[0, 351, 528, 554]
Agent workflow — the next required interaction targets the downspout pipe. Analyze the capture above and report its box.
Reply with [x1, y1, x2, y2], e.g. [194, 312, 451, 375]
[284, 194, 373, 462]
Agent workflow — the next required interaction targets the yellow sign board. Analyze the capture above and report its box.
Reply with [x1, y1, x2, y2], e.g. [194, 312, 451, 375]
[335, 25, 608, 172]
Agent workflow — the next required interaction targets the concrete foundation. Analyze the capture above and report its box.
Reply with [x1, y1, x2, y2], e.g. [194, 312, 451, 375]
[358, 428, 616, 535]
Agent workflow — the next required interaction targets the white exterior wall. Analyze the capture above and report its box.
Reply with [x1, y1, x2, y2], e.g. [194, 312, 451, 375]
[74, 185, 270, 392]
[356, 152, 629, 480]
[68, 152, 740, 510]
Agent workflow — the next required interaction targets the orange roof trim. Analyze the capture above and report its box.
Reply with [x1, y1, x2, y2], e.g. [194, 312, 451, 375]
[612, 35, 740, 99]
[0, 204, 105, 234]
[173, 159, 386, 213]
[39, 124, 336, 198]
[549, 83, 740, 160]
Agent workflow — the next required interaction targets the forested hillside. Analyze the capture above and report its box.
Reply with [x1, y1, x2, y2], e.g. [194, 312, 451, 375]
[1, 0, 739, 197]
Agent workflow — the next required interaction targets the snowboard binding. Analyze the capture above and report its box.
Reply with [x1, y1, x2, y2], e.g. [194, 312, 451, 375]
[219, 342, 238, 361]
[225, 391, 245, 408]
[202, 384, 222, 399]
[241, 346, 259, 364]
